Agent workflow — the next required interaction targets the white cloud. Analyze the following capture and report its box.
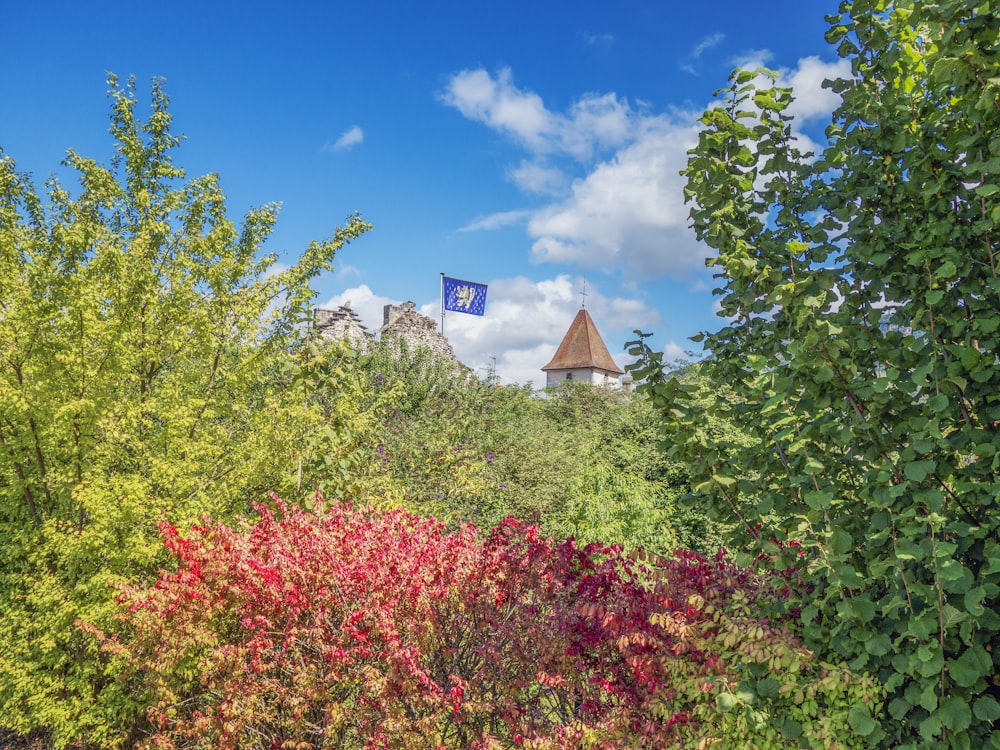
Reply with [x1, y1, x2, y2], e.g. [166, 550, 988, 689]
[440, 68, 553, 153]
[322, 125, 364, 153]
[662, 340, 689, 362]
[682, 33, 725, 75]
[458, 209, 531, 233]
[692, 33, 725, 59]
[784, 56, 852, 123]
[561, 93, 633, 158]
[440, 68, 635, 160]
[508, 160, 567, 195]
[444, 57, 848, 283]
[334, 264, 363, 281]
[526, 117, 708, 279]
[319, 284, 398, 335]
[581, 32, 615, 47]
[729, 49, 774, 70]
[420, 274, 660, 385]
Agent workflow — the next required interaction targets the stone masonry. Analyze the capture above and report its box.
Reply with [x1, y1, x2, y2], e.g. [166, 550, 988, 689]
[314, 304, 371, 352]
[379, 302, 458, 362]
[313, 301, 461, 366]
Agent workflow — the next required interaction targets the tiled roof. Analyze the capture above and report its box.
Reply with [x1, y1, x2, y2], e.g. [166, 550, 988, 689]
[542, 309, 624, 375]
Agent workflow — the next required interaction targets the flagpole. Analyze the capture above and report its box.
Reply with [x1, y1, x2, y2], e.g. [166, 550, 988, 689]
[440, 272, 445, 335]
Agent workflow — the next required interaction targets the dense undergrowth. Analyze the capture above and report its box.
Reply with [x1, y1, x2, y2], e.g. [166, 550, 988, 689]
[86, 498, 880, 749]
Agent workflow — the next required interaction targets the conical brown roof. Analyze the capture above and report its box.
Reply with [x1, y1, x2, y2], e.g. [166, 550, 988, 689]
[542, 309, 624, 375]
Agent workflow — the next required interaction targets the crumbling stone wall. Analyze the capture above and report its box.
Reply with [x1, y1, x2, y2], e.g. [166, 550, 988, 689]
[314, 305, 371, 352]
[379, 302, 457, 362]
[313, 301, 461, 366]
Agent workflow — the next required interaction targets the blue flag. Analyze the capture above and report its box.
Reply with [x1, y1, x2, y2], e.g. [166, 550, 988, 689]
[443, 276, 488, 316]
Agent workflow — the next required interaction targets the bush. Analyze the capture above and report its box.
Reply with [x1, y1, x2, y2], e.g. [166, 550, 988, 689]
[90, 498, 881, 749]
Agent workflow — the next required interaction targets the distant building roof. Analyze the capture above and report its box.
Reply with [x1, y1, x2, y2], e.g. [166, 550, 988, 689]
[542, 308, 624, 376]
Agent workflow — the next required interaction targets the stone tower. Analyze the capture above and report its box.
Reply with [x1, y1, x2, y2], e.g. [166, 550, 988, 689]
[541, 308, 624, 388]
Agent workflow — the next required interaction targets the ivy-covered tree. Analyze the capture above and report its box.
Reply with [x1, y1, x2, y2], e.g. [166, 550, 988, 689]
[0, 76, 370, 746]
[630, 1, 1000, 746]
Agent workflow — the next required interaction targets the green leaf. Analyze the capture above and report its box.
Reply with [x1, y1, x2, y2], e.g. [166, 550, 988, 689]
[965, 587, 986, 616]
[926, 289, 945, 305]
[920, 683, 939, 711]
[939, 696, 973, 732]
[961, 346, 981, 370]
[949, 646, 992, 688]
[804, 490, 833, 510]
[974, 696, 1000, 722]
[829, 527, 853, 555]
[865, 633, 891, 655]
[926, 393, 948, 412]
[815, 364, 835, 383]
[849, 704, 876, 736]
[936, 260, 958, 280]
[756, 677, 779, 698]
[904, 460, 935, 482]
[920, 713, 943, 741]
[917, 644, 945, 678]
[850, 597, 876, 622]
[781, 719, 803, 740]
[888, 697, 911, 720]
[716, 692, 738, 713]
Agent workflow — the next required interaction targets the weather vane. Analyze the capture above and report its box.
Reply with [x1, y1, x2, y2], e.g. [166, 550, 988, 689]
[580, 277, 588, 309]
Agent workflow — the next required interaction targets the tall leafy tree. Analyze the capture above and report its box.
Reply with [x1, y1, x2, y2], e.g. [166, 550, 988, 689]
[0, 76, 370, 746]
[630, 1, 1000, 746]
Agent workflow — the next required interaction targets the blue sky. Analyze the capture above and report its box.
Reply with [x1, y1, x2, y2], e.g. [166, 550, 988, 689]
[2, 1, 847, 385]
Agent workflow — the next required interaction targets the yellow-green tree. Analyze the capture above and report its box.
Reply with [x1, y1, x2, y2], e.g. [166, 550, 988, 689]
[0, 76, 370, 747]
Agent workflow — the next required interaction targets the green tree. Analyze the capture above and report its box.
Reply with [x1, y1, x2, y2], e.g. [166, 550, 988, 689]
[0, 75, 370, 747]
[631, 2, 1000, 746]
[349, 342, 691, 555]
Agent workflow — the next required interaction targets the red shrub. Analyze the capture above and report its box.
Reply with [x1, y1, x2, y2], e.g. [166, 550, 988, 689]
[93, 496, 871, 749]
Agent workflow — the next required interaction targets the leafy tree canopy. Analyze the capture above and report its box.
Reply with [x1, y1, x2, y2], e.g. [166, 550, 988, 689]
[0, 75, 370, 745]
[630, 1, 1000, 746]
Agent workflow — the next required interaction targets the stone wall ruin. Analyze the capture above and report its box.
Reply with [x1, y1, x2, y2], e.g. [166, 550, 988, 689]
[313, 301, 460, 366]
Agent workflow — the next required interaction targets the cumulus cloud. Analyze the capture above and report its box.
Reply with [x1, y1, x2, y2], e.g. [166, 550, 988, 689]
[508, 160, 568, 195]
[729, 48, 774, 70]
[784, 56, 852, 123]
[526, 118, 707, 279]
[421, 274, 661, 385]
[440, 68, 554, 153]
[322, 125, 365, 153]
[333, 264, 363, 281]
[662, 340, 689, 362]
[318, 284, 397, 334]
[444, 57, 849, 284]
[440, 68, 634, 160]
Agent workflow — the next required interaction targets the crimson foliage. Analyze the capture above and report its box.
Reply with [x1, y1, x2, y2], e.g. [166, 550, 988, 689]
[92, 499, 877, 749]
